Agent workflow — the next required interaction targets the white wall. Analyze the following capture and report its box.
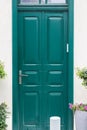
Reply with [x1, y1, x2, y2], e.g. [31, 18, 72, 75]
[0, 0, 87, 130]
[74, 0, 87, 103]
[0, 0, 12, 130]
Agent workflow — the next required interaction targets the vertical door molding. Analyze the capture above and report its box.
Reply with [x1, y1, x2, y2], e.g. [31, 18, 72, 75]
[12, 0, 19, 130]
[68, 0, 74, 130]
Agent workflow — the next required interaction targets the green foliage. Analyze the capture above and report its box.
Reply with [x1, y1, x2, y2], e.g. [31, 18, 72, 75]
[76, 67, 87, 87]
[0, 61, 6, 79]
[0, 102, 8, 130]
[69, 103, 87, 112]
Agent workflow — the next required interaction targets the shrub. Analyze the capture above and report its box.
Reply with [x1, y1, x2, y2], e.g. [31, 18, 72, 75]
[0, 102, 8, 130]
[76, 67, 87, 87]
[0, 61, 6, 79]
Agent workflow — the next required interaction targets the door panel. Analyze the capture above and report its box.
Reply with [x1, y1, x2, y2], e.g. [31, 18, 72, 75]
[43, 13, 67, 130]
[24, 17, 40, 64]
[18, 11, 68, 130]
[47, 16, 64, 64]
[23, 92, 39, 124]
[47, 92, 64, 120]
[22, 71, 40, 85]
[18, 12, 42, 130]
[47, 71, 63, 84]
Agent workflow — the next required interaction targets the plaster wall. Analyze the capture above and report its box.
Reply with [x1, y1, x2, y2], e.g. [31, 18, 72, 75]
[0, 0, 12, 130]
[74, 0, 87, 103]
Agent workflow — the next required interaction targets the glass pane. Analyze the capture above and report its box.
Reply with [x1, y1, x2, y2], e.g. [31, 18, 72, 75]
[41, 0, 45, 4]
[20, 0, 38, 4]
[48, 0, 66, 3]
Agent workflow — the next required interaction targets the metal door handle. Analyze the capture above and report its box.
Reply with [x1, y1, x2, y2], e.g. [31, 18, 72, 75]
[19, 74, 28, 77]
[19, 70, 28, 84]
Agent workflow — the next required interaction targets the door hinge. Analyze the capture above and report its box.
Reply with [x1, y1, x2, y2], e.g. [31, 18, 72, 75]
[66, 43, 69, 53]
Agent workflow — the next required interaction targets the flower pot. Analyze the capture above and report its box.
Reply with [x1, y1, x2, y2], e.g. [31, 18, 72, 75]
[75, 110, 87, 130]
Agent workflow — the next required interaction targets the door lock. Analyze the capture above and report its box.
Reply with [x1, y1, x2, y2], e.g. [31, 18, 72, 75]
[19, 70, 28, 85]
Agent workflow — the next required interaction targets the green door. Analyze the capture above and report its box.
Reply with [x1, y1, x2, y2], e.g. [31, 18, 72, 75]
[18, 11, 68, 130]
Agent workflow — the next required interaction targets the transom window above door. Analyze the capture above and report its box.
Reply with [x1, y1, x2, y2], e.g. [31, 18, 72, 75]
[20, 0, 66, 4]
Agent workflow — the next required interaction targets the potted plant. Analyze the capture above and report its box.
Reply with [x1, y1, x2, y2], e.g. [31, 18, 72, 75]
[69, 67, 87, 130]
[0, 60, 6, 79]
[0, 61, 8, 130]
[69, 103, 87, 130]
[76, 67, 87, 87]
[0, 102, 9, 130]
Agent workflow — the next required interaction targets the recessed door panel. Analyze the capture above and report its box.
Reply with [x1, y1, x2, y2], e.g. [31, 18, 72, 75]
[47, 92, 64, 122]
[47, 71, 63, 85]
[24, 17, 40, 64]
[47, 17, 64, 64]
[23, 92, 39, 124]
[22, 71, 40, 85]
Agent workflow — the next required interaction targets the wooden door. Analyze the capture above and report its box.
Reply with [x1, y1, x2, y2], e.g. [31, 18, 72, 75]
[18, 11, 68, 130]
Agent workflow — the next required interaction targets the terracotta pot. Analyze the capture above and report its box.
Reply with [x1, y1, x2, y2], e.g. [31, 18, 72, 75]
[75, 110, 87, 130]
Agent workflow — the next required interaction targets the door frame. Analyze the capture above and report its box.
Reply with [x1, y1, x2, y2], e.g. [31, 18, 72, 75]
[12, 1, 74, 130]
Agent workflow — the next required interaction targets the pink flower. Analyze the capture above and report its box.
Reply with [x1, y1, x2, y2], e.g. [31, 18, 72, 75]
[84, 106, 87, 111]
[80, 103, 83, 106]
[69, 103, 73, 109]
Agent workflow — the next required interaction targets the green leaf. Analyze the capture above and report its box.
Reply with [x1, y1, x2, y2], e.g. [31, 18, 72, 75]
[0, 102, 9, 130]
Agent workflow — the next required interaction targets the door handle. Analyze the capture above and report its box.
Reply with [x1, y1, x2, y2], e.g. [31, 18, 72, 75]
[19, 74, 28, 77]
[19, 70, 28, 84]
